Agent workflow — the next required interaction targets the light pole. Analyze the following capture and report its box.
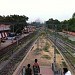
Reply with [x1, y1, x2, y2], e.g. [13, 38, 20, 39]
[11, 24, 14, 43]
[37, 30, 39, 50]
[66, 24, 68, 38]
[37, 38, 39, 50]
[53, 24, 57, 74]
[45, 24, 47, 43]
[16, 34, 19, 46]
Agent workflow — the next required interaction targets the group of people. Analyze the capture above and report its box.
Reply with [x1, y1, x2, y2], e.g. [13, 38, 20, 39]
[24, 59, 40, 75]
[23, 59, 72, 75]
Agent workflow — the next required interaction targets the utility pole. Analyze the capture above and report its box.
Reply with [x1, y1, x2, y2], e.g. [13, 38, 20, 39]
[37, 30, 39, 50]
[46, 24, 48, 47]
[53, 24, 57, 74]
[67, 24, 68, 38]
[37, 38, 39, 49]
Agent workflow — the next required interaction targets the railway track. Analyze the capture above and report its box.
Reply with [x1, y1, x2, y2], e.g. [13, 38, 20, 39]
[57, 38, 75, 53]
[48, 35, 75, 74]
[49, 35, 75, 53]
[0, 36, 37, 75]
[0, 30, 40, 75]
[0, 31, 38, 64]
[56, 42, 75, 72]
[0, 32, 35, 56]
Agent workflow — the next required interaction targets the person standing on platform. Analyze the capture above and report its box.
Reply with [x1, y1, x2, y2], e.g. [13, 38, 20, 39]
[33, 59, 40, 75]
[23, 66, 26, 75]
[63, 68, 72, 75]
[25, 64, 32, 75]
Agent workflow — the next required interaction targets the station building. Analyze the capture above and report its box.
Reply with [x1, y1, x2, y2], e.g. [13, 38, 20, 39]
[22, 25, 36, 33]
[0, 24, 10, 40]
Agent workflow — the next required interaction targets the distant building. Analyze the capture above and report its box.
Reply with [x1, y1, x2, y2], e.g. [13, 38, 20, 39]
[22, 25, 36, 33]
[0, 24, 10, 40]
[63, 30, 75, 36]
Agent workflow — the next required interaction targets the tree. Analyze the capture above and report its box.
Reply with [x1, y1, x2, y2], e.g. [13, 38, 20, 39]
[72, 12, 75, 18]
[0, 15, 29, 33]
[46, 18, 61, 31]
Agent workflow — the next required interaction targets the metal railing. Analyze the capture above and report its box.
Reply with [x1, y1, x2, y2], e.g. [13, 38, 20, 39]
[52, 63, 63, 75]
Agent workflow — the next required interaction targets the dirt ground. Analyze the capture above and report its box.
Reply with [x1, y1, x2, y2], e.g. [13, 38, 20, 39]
[13, 35, 74, 75]
[23, 36, 64, 69]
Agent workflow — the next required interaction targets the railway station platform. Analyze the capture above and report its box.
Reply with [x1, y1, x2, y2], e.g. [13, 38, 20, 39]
[40, 66, 54, 75]
[0, 40, 16, 50]
[13, 66, 54, 75]
[0, 33, 29, 50]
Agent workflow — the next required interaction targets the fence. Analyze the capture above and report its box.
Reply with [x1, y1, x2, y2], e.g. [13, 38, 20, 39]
[52, 63, 63, 75]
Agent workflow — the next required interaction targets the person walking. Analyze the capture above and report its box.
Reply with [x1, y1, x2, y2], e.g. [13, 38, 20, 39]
[25, 64, 32, 75]
[22, 66, 26, 75]
[63, 68, 72, 75]
[33, 59, 40, 75]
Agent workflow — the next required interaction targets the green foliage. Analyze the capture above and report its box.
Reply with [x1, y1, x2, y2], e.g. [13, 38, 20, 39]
[0, 15, 29, 33]
[43, 43, 49, 52]
[56, 49, 60, 54]
[46, 13, 75, 32]
[46, 18, 61, 31]
[0, 15, 28, 23]
[33, 48, 42, 55]
[40, 31, 46, 36]
[62, 62, 67, 68]
[72, 13, 75, 18]
[30, 21, 43, 27]
[42, 55, 51, 59]
[60, 13, 75, 32]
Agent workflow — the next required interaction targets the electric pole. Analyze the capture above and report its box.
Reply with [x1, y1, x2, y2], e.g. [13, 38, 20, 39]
[53, 25, 57, 74]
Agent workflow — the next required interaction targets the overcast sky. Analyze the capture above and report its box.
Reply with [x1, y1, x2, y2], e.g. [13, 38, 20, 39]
[0, 0, 75, 22]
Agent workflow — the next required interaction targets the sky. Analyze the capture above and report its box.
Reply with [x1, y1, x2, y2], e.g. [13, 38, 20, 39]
[0, 0, 75, 22]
